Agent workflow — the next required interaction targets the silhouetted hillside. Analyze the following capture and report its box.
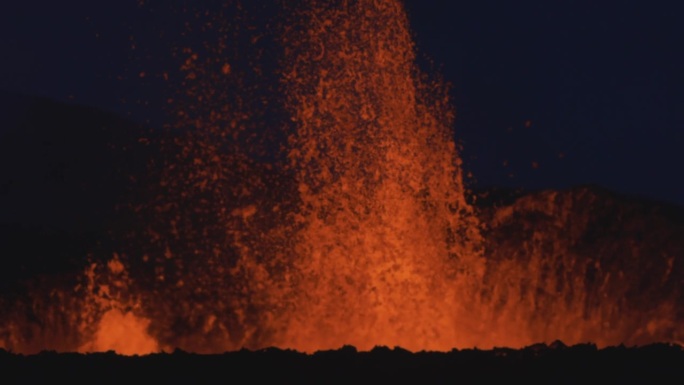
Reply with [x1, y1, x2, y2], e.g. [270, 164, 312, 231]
[476, 185, 683, 346]
[0, 95, 155, 287]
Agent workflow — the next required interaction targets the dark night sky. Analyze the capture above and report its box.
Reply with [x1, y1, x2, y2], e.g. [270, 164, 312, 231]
[1, 0, 682, 205]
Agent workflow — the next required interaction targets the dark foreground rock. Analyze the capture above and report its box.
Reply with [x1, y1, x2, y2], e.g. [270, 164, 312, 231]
[1, 344, 682, 385]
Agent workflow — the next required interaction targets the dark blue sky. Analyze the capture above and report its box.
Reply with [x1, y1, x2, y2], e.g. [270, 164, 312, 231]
[1, 0, 682, 205]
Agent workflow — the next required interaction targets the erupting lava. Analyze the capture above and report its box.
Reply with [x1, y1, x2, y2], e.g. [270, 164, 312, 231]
[277, 0, 484, 351]
[0, 0, 680, 355]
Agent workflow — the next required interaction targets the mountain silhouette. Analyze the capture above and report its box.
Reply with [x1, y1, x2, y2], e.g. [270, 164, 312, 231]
[0, 94, 155, 287]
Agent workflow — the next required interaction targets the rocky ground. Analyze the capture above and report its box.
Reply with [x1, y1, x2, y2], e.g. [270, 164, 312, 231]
[1, 343, 682, 384]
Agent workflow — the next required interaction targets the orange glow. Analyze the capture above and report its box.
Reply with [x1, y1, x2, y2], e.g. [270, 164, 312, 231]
[79, 309, 158, 355]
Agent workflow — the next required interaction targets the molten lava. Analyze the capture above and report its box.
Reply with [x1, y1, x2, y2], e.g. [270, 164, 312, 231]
[0, 0, 680, 355]
[277, 0, 483, 351]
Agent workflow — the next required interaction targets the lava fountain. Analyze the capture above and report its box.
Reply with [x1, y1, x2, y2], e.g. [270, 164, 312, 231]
[277, 0, 485, 351]
[0, 0, 680, 354]
[135, 0, 486, 352]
